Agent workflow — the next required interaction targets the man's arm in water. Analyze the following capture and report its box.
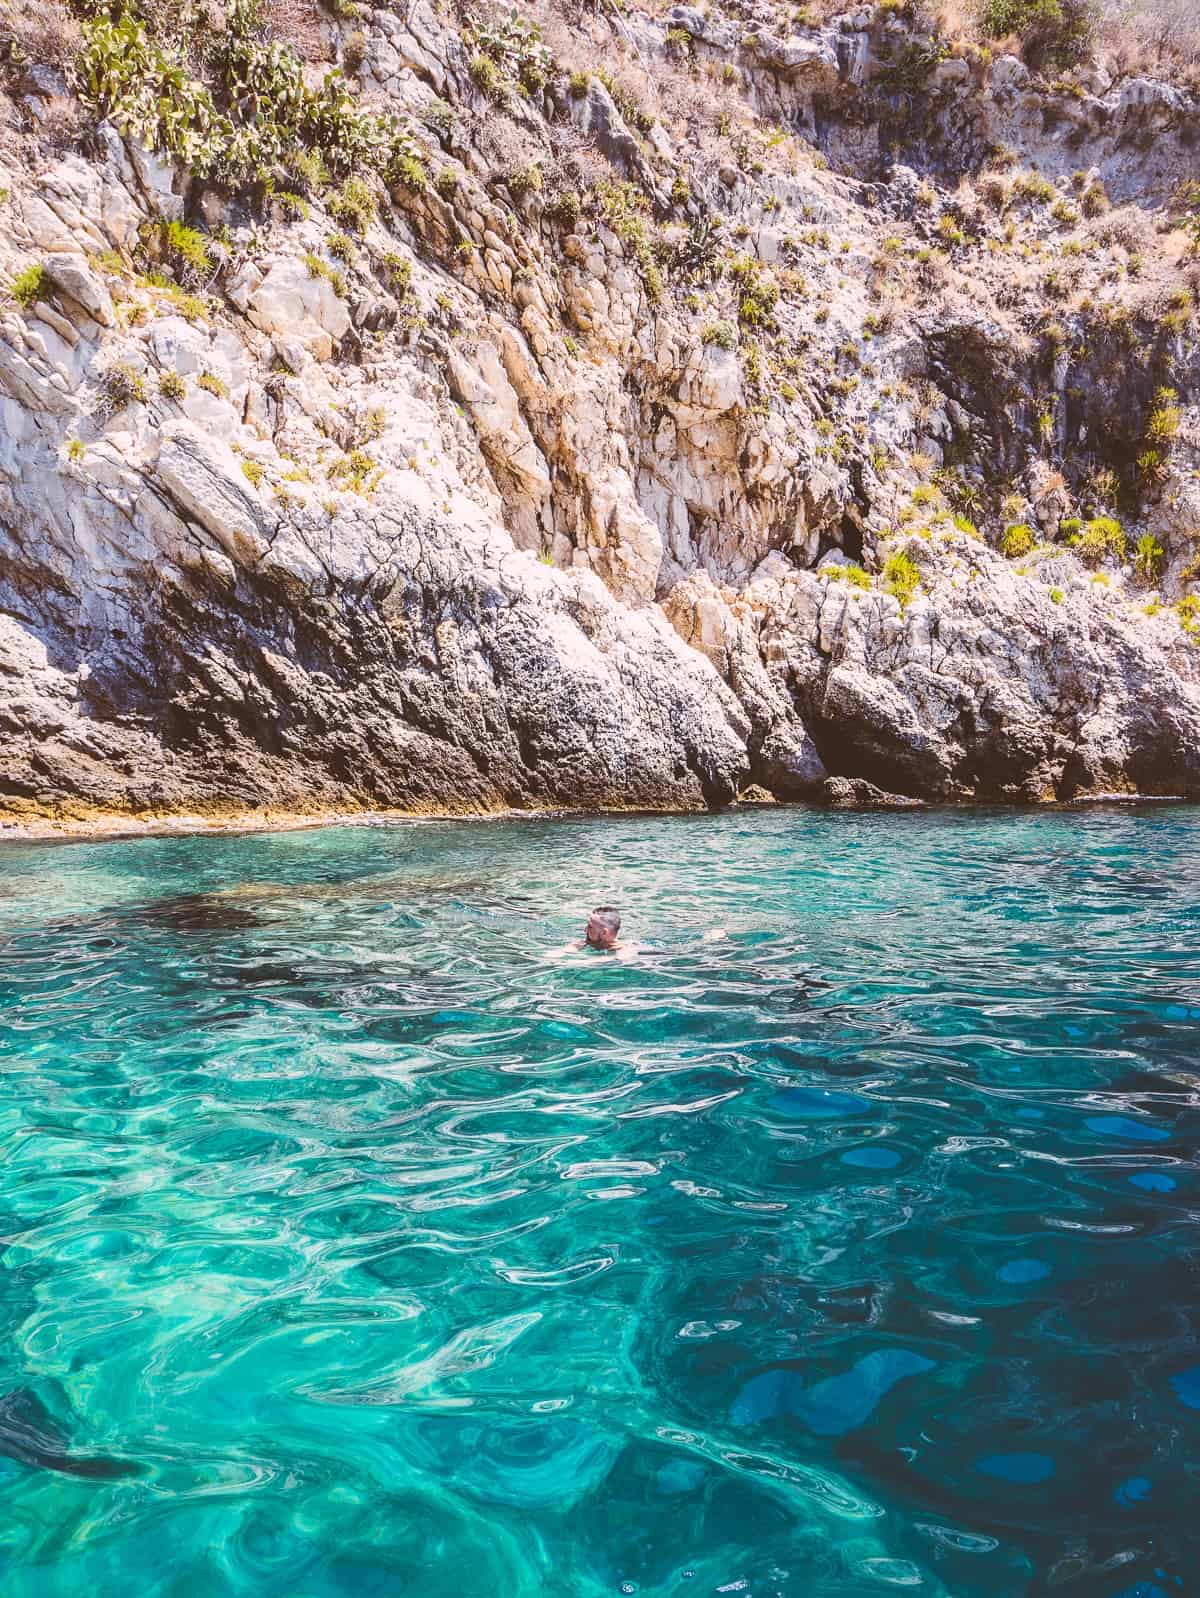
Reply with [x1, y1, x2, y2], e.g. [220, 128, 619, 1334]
[546, 939, 586, 959]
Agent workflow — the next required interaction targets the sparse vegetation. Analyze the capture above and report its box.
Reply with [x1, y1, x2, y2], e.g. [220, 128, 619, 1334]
[825, 563, 873, 590]
[1133, 533, 1165, 583]
[883, 550, 920, 610]
[1001, 522, 1036, 557]
[79, 0, 425, 193]
[327, 448, 379, 495]
[1072, 515, 1126, 566]
[701, 321, 737, 349]
[10, 262, 48, 309]
[100, 362, 148, 413]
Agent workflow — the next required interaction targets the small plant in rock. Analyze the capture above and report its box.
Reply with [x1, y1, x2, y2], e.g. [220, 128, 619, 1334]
[728, 255, 779, 328]
[434, 168, 458, 200]
[1013, 170, 1056, 205]
[470, 52, 503, 97]
[1133, 533, 1165, 583]
[1090, 466, 1121, 505]
[11, 262, 49, 309]
[100, 363, 148, 413]
[241, 459, 266, 488]
[288, 149, 330, 196]
[544, 189, 581, 229]
[508, 164, 543, 202]
[388, 150, 428, 191]
[328, 177, 375, 236]
[1081, 181, 1109, 217]
[160, 221, 211, 286]
[328, 448, 378, 495]
[356, 407, 387, 444]
[196, 371, 229, 398]
[1050, 586, 1065, 602]
[825, 563, 872, 590]
[1001, 522, 1036, 557]
[327, 232, 355, 263]
[466, 9, 552, 100]
[379, 251, 413, 296]
[343, 30, 368, 73]
[1146, 386, 1181, 446]
[883, 550, 920, 610]
[595, 181, 663, 303]
[275, 190, 310, 220]
[158, 369, 186, 401]
[1072, 514, 1125, 565]
[66, 438, 86, 462]
[701, 321, 737, 349]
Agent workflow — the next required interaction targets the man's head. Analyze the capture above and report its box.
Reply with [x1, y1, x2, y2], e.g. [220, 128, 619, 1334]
[585, 906, 621, 949]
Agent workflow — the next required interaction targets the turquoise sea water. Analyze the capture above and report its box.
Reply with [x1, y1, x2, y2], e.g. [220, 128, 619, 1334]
[0, 807, 1198, 1597]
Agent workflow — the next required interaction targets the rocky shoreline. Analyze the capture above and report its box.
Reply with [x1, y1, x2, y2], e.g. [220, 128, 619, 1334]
[4, 782, 1194, 848]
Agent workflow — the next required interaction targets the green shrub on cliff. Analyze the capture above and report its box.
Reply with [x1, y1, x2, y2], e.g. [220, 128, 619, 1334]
[464, 10, 552, 100]
[977, 0, 1092, 66]
[1001, 522, 1036, 557]
[1071, 515, 1125, 565]
[1133, 533, 1165, 583]
[100, 362, 148, 413]
[78, 0, 420, 195]
[825, 563, 872, 590]
[883, 551, 920, 610]
[328, 177, 376, 236]
[595, 181, 663, 304]
[10, 262, 48, 309]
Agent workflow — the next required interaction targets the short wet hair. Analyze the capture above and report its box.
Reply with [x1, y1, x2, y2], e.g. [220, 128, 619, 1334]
[589, 906, 621, 933]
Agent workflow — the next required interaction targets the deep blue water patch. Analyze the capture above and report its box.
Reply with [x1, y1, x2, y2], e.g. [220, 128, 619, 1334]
[770, 1087, 871, 1119]
[1168, 1366, 1200, 1409]
[1, 805, 1199, 1595]
[997, 1258, 1051, 1285]
[1085, 1115, 1170, 1142]
[975, 1452, 1055, 1485]
[840, 1146, 902, 1170]
[1130, 1172, 1176, 1192]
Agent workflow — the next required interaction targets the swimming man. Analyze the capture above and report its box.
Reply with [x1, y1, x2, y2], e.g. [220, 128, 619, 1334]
[563, 905, 638, 956]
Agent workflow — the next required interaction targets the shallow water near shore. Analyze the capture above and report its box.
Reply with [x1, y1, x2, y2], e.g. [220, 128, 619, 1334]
[0, 806, 1198, 1596]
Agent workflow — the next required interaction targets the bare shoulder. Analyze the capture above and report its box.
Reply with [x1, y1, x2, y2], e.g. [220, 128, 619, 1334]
[546, 939, 585, 960]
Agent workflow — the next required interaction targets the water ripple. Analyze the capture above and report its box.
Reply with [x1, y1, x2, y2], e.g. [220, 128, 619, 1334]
[0, 807, 1198, 1594]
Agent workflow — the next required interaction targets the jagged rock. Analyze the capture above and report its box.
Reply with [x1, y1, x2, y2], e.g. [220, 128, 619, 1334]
[154, 421, 278, 566]
[0, 0, 1199, 832]
[819, 776, 925, 807]
[43, 256, 114, 328]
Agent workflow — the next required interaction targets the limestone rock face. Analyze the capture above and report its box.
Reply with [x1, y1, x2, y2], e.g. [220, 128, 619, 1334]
[1, 0, 1199, 824]
[746, 537, 1200, 800]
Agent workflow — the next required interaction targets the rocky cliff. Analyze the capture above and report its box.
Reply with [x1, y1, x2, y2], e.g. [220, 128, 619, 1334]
[1, 0, 1199, 826]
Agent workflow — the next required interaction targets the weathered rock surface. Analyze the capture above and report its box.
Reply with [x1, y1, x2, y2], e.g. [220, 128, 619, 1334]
[0, 0, 1198, 824]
